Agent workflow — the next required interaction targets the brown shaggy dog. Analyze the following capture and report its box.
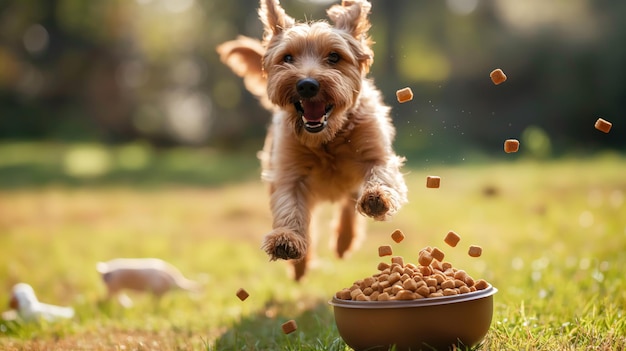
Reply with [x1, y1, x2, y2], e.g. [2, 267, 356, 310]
[217, 0, 408, 280]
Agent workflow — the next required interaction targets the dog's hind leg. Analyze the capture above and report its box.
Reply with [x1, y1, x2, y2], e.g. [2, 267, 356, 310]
[333, 195, 365, 258]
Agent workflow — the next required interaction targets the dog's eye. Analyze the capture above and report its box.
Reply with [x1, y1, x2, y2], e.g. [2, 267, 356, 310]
[327, 52, 340, 64]
[283, 54, 294, 63]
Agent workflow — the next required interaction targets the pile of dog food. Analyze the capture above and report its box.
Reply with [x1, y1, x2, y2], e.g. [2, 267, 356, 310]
[335, 230, 489, 301]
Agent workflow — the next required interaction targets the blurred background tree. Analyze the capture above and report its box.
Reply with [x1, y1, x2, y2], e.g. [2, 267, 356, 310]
[0, 0, 624, 162]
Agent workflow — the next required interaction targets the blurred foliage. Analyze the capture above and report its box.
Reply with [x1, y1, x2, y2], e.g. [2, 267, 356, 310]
[0, 0, 624, 161]
[0, 141, 260, 189]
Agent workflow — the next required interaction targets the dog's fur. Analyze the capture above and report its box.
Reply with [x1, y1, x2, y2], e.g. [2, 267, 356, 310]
[9, 283, 75, 322]
[217, 0, 408, 280]
[97, 258, 201, 307]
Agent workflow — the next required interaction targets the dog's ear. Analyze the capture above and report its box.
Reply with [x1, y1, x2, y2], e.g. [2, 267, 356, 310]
[327, 0, 374, 72]
[327, 0, 372, 40]
[259, 0, 295, 42]
[216, 36, 272, 110]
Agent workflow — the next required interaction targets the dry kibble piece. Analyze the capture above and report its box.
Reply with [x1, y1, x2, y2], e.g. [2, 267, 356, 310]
[379, 280, 391, 290]
[454, 270, 467, 281]
[355, 293, 368, 301]
[362, 276, 376, 288]
[490, 68, 507, 85]
[391, 229, 405, 243]
[388, 272, 402, 285]
[416, 285, 431, 297]
[443, 268, 455, 277]
[474, 279, 489, 290]
[414, 279, 427, 288]
[468, 245, 483, 257]
[419, 265, 432, 276]
[377, 262, 390, 271]
[378, 245, 393, 257]
[370, 291, 380, 301]
[594, 118, 612, 133]
[459, 286, 471, 294]
[377, 292, 390, 301]
[350, 288, 363, 299]
[426, 176, 441, 188]
[405, 262, 417, 270]
[236, 288, 250, 301]
[282, 320, 298, 334]
[390, 284, 403, 294]
[391, 256, 405, 267]
[429, 292, 444, 298]
[430, 247, 445, 262]
[425, 277, 438, 287]
[504, 139, 520, 153]
[396, 87, 414, 103]
[403, 278, 418, 291]
[418, 251, 433, 266]
[444, 231, 461, 247]
[391, 264, 404, 274]
[395, 290, 416, 300]
[441, 279, 456, 290]
[336, 289, 352, 300]
[443, 288, 458, 296]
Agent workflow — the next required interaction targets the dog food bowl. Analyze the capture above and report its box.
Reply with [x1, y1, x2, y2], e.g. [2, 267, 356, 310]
[329, 284, 497, 351]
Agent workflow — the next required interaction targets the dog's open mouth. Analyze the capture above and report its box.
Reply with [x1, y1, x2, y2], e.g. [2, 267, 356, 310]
[295, 100, 333, 133]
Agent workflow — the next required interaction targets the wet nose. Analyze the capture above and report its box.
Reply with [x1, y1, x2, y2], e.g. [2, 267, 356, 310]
[296, 78, 320, 98]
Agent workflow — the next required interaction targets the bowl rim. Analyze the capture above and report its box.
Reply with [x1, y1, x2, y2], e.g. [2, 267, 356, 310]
[329, 284, 497, 309]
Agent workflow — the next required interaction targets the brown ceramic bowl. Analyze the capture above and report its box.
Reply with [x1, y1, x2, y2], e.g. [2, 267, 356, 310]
[329, 284, 497, 351]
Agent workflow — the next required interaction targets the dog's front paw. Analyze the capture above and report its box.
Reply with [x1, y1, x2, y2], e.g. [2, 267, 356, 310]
[261, 227, 308, 261]
[358, 186, 395, 221]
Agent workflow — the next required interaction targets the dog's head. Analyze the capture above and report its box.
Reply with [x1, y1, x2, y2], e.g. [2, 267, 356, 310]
[260, 0, 374, 146]
[9, 283, 38, 312]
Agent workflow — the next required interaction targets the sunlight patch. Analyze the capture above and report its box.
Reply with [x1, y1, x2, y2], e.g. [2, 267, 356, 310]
[578, 210, 594, 228]
[63, 145, 112, 178]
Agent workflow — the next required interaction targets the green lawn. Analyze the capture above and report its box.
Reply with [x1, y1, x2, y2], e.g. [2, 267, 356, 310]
[0, 143, 625, 350]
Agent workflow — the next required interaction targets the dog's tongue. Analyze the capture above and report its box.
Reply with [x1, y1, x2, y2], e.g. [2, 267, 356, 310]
[302, 100, 326, 121]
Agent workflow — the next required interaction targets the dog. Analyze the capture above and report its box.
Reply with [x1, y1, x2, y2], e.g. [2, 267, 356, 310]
[217, 0, 408, 280]
[97, 258, 202, 307]
[8, 283, 75, 322]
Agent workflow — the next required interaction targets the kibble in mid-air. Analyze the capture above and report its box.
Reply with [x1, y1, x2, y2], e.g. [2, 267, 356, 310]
[490, 68, 507, 85]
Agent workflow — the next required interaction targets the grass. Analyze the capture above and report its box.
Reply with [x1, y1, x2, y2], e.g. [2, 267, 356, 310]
[0, 142, 625, 350]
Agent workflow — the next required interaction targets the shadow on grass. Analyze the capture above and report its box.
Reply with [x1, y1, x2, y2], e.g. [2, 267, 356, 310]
[210, 296, 486, 351]
[210, 298, 347, 351]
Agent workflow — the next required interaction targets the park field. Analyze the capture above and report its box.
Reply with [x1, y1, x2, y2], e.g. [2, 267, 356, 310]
[0, 145, 625, 350]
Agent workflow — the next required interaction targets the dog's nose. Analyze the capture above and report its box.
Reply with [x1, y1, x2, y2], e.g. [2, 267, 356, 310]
[296, 78, 320, 98]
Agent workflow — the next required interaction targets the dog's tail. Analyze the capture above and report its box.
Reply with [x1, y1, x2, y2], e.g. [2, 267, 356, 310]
[174, 276, 203, 294]
[216, 36, 272, 110]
